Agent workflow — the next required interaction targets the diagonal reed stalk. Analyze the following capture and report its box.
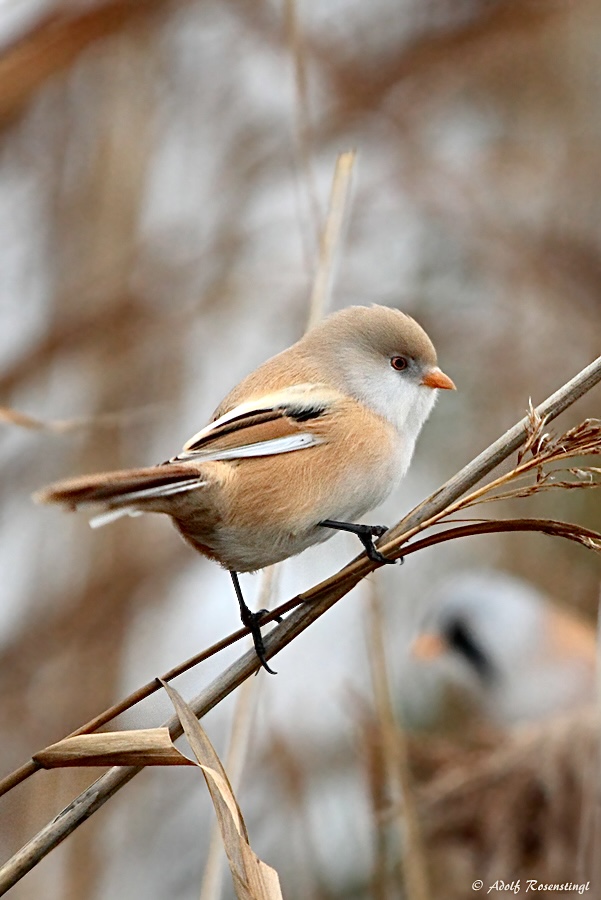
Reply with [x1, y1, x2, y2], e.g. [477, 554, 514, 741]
[0, 354, 599, 894]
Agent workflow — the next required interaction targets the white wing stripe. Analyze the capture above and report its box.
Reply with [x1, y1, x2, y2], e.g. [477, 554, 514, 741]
[181, 383, 333, 452]
[123, 479, 207, 501]
[85, 479, 207, 530]
[179, 433, 323, 461]
[90, 508, 143, 528]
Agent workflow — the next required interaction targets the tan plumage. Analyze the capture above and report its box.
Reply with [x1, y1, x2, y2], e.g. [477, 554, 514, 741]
[35, 305, 454, 574]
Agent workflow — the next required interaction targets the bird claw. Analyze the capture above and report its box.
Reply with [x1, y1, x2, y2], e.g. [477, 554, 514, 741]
[363, 541, 399, 566]
[230, 573, 278, 674]
[318, 519, 400, 565]
[239, 607, 277, 675]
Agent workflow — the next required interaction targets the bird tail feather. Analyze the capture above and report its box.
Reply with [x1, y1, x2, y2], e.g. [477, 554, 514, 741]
[33, 465, 206, 527]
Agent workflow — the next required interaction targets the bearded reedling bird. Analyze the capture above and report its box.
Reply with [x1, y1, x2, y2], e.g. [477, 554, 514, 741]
[411, 570, 596, 726]
[35, 305, 455, 672]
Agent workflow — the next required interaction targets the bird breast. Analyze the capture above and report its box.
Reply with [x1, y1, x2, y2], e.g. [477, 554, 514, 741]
[172, 400, 403, 572]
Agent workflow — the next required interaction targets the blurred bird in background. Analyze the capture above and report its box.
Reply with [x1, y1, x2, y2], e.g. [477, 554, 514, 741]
[352, 570, 600, 899]
[408, 569, 597, 730]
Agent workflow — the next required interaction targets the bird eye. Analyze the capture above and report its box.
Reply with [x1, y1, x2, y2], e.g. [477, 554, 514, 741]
[391, 356, 408, 371]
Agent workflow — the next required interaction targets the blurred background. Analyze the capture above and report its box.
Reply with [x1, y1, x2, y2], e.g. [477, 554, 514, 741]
[1, 0, 600, 898]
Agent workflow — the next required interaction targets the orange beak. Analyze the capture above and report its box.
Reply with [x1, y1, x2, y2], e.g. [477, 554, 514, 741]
[411, 632, 447, 661]
[421, 367, 456, 391]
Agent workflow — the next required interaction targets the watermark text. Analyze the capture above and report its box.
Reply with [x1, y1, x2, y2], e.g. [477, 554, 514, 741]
[470, 879, 591, 895]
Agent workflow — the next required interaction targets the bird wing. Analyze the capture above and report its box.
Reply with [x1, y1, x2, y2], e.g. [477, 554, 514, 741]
[173, 384, 339, 461]
[34, 385, 342, 531]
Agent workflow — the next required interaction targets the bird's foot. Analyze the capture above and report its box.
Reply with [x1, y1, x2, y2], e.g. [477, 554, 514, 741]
[319, 520, 401, 565]
[230, 572, 277, 674]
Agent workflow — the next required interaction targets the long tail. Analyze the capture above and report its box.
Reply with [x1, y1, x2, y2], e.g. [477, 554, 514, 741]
[33, 464, 206, 527]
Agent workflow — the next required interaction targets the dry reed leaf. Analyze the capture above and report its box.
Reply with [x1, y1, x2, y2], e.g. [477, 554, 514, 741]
[448, 417, 601, 515]
[33, 728, 195, 768]
[162, 681, 283, 900]
[199, 566, 279, 900]
[517, 414, 601, 465]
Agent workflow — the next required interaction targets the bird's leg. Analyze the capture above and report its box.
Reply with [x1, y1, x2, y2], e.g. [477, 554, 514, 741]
[230, 571, 277, 675]
[319, 519, 400, 565]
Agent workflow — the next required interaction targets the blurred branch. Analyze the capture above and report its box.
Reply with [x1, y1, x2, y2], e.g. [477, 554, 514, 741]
[0, 299, 152, 394]
[284, 0, 322, 258]
[0, 355, 599, 893]
[163, 681, 283, 899]
[229, 0, 562, 134]
[0, 403, 163, 434]
[0, 0, 165, 123]
[200, 148, 356, 896]
[366, 585, 430, 900]
[321, 1, 560, 121]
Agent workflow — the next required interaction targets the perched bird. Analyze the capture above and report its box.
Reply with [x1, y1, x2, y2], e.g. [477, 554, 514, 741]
[410, 570, 596, 726]
[35, 305, 455, 671]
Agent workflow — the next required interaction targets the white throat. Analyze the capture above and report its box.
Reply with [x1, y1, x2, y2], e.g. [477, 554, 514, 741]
[352, 371, 438, 478]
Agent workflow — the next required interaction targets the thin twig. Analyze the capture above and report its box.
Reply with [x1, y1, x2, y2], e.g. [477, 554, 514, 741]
[397, 518, 601, 557]
[305, 149, 357, 331]
[0, 356, 600, 894]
